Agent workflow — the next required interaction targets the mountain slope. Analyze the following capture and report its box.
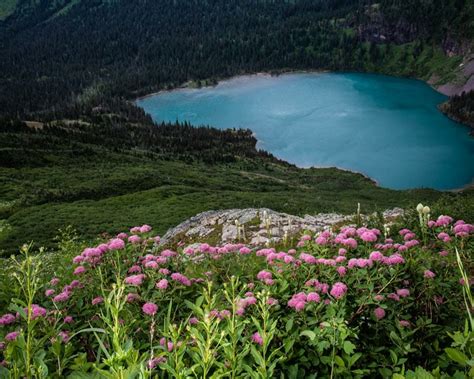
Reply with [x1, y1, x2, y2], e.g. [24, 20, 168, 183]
[0, 0, 472, 118]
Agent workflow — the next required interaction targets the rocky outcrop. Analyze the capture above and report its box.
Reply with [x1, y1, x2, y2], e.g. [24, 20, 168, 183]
[437, 56, 474, 97]
[160, 207, 405, 246]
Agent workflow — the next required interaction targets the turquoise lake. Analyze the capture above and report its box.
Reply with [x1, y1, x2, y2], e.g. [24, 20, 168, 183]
[136, 73, 474, 190]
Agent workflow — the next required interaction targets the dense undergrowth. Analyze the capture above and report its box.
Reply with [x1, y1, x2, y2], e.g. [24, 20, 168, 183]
[0, 205, 472, 378]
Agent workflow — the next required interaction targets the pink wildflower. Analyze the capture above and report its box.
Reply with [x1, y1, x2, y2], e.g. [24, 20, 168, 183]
[299, 253, 317, 264]
[73, 266, 86, 275]
[399, 320, 410, 328]
[436, 215, 453, 227]
[26, 304, 47, 320]
[144, 261, 158, 269]
[72, 255, 84, 264]
[239, 247, 251, 254]
[424, 270, 436, 279]
[387, 293, 400, 302]
[108, 238, 125, 250]
[330, 282, 348, 299]
[45, 289, 55, 297]
[58, 331, 70, 343]
[245, 296, 257, 305]
[307, 292, 321, 303]
[256, 270, 273, 281]
[170, 273, 191, 286]
[437, 232, 451, 243]
[342, 238, 358, 249]
[360, 231, 377, 242]
[374, 307, 386, 320]
[125, 274, 145, 286]
[140, 224, 152, 233]
[189, 317, 199, 325]
[156, 279, 169, 290]
[53, 291, 71, 303]
[142, 302, 158, 316]
[267, 297, 279, 306]
[369, 251, 384, 262]
[252, 332, 263, 345]
[128, 235, 141, 244]
[5, 331, 19, 341]
[64, 316, 73, 324]
[0, 314, 16, 325]
[92, 297, 104, 305]
[128, 265, 142, 273]
[148, 356, 166, 369]
[126, 293, 140, 303]
[336, 266, 347, 277]
[396, 289, 410, 298]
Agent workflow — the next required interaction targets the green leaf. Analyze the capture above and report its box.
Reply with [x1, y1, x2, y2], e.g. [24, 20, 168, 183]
[286, 318, 294, 332]
[343, 341, 355, 355]
[389, 349, 398, 365]
[284, 338, 295, 353]
[334, 355, 345, 368]
[349, 353, 362, 367]
[445, 348, 468, 366]
[300, 330, 316, 341]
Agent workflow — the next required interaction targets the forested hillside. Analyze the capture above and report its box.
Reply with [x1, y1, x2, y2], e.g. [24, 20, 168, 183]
[5, 104, 472, 254]
[0, 0, 472, 118]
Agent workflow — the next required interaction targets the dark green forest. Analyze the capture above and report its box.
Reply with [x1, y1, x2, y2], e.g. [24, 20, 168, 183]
[0, 0, 473, 118]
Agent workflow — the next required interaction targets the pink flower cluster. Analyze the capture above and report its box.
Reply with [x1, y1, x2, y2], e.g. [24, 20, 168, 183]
[0, 314, 15, 326]
[210, 309, 231, 319]
[24, 304, 47, 320]
[252, 332, 263, 345]
[330, 282, 348, 299]
[142, 302, 158, 316]
[256, 270, 274, 285]
[170, 273, 192, 286]
[130, 224, 153, 234]
[236, 294, 258, 315]
[125, 274, 146, 286]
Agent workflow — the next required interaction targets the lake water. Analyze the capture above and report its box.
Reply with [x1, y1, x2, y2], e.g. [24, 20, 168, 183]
[136, 73, 474, 190]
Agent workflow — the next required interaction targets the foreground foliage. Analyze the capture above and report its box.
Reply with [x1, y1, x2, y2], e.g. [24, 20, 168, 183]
[0, 205, 473, 378]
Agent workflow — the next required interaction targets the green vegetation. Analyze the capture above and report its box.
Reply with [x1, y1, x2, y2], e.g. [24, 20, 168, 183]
[0, 0, 472, 117]
[0, 0, 17, 20]
[0, 209, 472, 377]
[440, 91, 474, 129]
[1, 112, 473, 255]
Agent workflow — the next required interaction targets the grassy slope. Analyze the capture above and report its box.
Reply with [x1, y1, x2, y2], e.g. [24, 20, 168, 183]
[2, 127, 473, 256]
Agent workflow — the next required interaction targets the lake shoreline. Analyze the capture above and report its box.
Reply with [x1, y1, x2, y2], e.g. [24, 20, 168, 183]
[135, 69, 474, 134]
[136, 71, 474, 192]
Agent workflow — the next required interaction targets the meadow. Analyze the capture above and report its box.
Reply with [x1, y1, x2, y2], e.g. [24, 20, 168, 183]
[0, 204, 472, 378]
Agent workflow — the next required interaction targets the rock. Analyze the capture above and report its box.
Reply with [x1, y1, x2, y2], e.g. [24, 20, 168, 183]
[159, 207, 405, 246]
[222, 225, 238, 241]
